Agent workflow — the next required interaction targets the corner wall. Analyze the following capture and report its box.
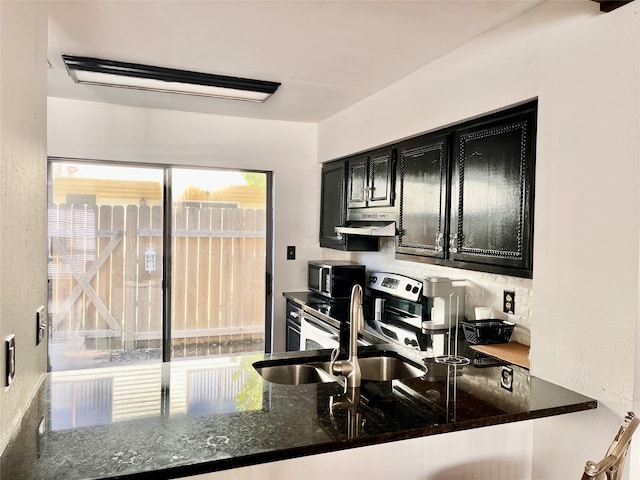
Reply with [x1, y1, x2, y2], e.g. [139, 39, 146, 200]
[318, 2, 640, 478]
[0, 1, 49, 453]
[47, 98, 320, 353]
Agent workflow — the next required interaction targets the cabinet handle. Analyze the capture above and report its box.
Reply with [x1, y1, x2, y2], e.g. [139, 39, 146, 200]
[435, 232, 444, 252]
[449, 233, 458, 254]
[368, 186, 375, 201]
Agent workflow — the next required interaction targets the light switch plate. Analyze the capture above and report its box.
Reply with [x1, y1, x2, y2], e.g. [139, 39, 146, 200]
[6, 335, 15, 387]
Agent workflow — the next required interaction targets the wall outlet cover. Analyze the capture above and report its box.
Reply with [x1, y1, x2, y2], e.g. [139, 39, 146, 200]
[36, 305, 45, 346]
[500, 366, 513, 391]
[286, 245, 296, 260]
[6, 334, 16, 387]
[503, 290, 515, 314]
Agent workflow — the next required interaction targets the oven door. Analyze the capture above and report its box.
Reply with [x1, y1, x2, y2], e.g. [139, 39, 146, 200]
[300, 313, 340, 351]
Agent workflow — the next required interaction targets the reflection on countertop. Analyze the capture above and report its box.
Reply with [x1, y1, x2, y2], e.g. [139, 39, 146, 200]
[1, 347, 596, 480]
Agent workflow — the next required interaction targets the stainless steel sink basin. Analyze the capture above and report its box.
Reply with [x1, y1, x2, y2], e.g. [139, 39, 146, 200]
[253, 361, 337, 385]
[358, 354, 426, 381]
[253, 351, 426, 385]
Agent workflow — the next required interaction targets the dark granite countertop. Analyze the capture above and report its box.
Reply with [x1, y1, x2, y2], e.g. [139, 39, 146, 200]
[1, 295, 597, 480]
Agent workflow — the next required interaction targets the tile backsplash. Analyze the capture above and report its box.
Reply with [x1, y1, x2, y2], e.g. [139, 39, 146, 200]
[322, 237, 533, 345]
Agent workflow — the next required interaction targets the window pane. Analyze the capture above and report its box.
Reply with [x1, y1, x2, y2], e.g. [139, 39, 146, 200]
[170, 169, 266, 359]
[48, 162, 164, 370]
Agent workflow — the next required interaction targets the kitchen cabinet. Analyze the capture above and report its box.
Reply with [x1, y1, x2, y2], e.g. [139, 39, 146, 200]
[395, 101, 537, 277]
[449, 103, 536, 273]
[346, 146, 395, 209]
[319, 160, 377, 251]
[396, 133, 449, 259]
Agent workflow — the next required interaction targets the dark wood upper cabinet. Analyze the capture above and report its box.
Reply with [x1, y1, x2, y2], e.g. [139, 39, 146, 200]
[347, 147, 394, 209]
[319, 159, 378, 251]
[396, 133, 449, 259]
[450, 103, 536, 272]
[319, 160, 346, 248]
[322, 100, 537, 276]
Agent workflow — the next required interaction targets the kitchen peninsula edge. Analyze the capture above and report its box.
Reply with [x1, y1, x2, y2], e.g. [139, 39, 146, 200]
[1, 303, 596, 480]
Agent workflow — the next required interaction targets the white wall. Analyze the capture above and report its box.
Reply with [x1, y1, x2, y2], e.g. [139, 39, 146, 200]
[319, 2, 640, 479]
[47, 97, 320, 353]
[190, 421, 533, 480]
[0, 1, 49, 454]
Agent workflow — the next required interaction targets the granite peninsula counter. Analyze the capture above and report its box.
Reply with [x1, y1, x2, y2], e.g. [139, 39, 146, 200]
[1, 344, 596, 480]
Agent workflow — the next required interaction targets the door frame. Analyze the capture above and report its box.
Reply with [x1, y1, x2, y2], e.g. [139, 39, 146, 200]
[48, 157, 274, 363]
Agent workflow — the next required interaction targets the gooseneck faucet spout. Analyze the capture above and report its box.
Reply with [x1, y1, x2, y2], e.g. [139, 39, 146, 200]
[331, 284, 363, 389]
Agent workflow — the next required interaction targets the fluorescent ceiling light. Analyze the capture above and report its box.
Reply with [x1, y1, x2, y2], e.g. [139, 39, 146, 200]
[62, 55, 281, 103]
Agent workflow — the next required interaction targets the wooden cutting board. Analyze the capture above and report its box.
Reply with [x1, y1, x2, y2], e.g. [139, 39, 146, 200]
[470, 342, 530, 369]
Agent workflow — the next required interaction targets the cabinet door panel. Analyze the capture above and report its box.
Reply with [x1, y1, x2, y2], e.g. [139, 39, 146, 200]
[368, 150, 394, 207]
[397, 134, 448, 258]
[451, 110, 535, 270]
[319, 161, 346, 247]
[347, 156, 368, 208]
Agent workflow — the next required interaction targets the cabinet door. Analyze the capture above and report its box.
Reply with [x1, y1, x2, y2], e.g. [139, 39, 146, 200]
[346, 155, 368, 209]
[368, 148, 394, 207]
[396, 134, 448, 258]
[450, 107, 536, 271]
[319, 160, 346, 248]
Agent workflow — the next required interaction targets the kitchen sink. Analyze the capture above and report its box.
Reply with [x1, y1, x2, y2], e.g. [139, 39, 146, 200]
[253, 350, 427, 385]
[358, 354, 426, 381]
[253, 360, 337, 385]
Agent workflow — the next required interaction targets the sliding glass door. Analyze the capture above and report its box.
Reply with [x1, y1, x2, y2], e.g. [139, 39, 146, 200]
[170, 168, 267, 359]
[48, 160, 269, 371]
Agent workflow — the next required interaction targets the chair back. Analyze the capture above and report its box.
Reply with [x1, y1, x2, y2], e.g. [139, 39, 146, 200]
[581, 412, 638, 480]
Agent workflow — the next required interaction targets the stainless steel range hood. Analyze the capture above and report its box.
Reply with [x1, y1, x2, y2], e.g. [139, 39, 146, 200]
[335, 221, 396, 237]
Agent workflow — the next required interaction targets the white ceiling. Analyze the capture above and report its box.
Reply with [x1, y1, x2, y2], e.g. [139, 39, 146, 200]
[47, 0, 549, 123]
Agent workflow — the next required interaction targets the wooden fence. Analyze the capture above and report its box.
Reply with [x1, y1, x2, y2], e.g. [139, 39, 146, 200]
[48, 203, 266, 352]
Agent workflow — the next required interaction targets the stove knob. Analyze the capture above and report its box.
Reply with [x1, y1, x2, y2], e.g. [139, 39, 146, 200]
[405, 284, 412, 292]
[404, 338, 411, 345]
[412, 286, 419, 294]
[410, 339, 419, 348]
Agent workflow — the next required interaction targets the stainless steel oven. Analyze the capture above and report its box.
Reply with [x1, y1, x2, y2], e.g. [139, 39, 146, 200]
[300, 312, 340, 350]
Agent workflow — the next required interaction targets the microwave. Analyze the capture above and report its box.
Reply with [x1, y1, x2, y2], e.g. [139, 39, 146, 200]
[308, 261, 366, 299]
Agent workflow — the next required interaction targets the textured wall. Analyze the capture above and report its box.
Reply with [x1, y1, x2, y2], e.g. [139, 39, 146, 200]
[47, 97, 320, 353]
[0, 1, 49, 454]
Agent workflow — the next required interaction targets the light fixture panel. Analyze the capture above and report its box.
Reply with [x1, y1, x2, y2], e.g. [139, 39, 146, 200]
[62, 55, 280, 103]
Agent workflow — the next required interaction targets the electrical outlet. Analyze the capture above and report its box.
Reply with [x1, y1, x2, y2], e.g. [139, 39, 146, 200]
[500, 366, 513, 391]
[6, 335, 15, 387]
[36, 305, 45, 346]
[286, 245, 296, 260]
[503, 290, 515, 314]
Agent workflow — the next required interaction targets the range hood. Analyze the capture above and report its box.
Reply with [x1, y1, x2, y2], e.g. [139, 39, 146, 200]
[335, 221, 396, 237]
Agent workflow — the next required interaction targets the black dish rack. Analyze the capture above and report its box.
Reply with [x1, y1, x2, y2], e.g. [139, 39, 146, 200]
[461, 319, 515, 345]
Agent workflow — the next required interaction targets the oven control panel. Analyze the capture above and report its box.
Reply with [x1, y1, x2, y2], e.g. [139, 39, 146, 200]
[368, 272, 422, 302]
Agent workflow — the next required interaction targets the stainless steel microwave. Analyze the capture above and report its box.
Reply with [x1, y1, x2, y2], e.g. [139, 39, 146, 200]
[308, 261, 366, 299]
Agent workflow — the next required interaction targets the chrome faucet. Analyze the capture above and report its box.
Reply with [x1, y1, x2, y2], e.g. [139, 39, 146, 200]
[331, 284, 363, 389]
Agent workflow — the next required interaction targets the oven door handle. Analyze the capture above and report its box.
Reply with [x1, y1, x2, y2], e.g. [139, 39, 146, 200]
[301, 316, 340, 343]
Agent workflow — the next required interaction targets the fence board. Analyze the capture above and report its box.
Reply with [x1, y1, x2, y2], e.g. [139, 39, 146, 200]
[209, 208, 223, 333]
[220, 209, 235, 333]
[172, 206, 187, 355]
[124, 205, 138, 350]
[137, 205, 151, 349]
[96, 205, 112, 350]
[196, 207, 212, 355]
[185, 207, 200, 336]
[111, 206, 125, 351]
[148, 205, 163, 348]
